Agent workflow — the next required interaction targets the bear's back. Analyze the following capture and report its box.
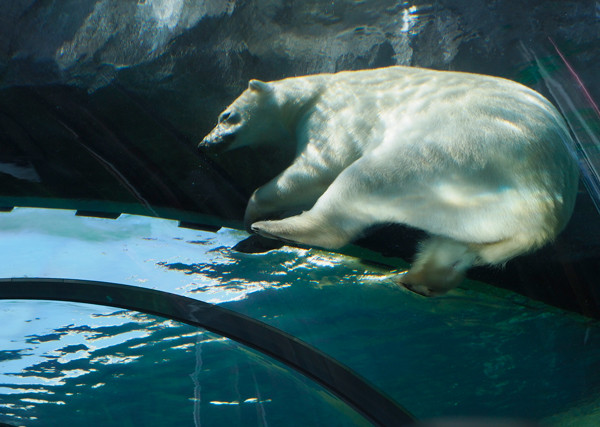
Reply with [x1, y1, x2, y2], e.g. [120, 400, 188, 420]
[284, 67, 573, 173]
[276, 66, 578, 241]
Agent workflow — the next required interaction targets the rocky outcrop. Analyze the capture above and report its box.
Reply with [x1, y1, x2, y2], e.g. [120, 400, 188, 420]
[1, 0, 598, 137]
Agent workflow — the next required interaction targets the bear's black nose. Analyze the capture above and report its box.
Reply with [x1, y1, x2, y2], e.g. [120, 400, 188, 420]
[198, 133, 235, 155]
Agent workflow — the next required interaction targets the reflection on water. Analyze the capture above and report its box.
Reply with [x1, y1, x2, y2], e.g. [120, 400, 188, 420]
[0, 303, 368, 426]
[158, 246, 383, 301]
[1, 208, 600, 425]
[0, 207, 397, 304]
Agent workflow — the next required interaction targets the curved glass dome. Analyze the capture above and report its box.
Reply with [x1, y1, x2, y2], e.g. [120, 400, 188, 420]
[1, 1, 600, 426]
[1, 279, 401, 426]
[1, 210, 599, 426]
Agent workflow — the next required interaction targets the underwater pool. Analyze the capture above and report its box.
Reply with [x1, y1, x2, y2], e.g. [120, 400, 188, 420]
[1, 208, 599, 426]
[2, 1, 600, 425]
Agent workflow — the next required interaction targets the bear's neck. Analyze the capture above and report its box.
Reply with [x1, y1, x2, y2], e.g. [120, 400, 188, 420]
[273, 78, 324, 141]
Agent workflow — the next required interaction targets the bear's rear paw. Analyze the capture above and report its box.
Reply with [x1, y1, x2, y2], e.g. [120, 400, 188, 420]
[397, 262, 467, 297]
[397, 274, 436, 297]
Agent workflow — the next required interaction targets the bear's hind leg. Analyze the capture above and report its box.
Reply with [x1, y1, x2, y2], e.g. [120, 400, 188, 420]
[400, 236, 478, 297]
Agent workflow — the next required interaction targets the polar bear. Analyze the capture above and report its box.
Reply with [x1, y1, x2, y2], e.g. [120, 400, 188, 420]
[199, 66, 579, 296]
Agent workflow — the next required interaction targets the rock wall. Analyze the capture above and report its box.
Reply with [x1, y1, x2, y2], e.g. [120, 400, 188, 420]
[1, 0, 598, 139]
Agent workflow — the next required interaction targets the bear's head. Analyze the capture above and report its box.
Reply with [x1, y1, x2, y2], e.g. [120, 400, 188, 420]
[199, 80, 288, 154]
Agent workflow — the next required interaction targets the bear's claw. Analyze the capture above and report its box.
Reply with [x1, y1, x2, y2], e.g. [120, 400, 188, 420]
[250, 222, 278, 240]
[251, 221, 302, 247]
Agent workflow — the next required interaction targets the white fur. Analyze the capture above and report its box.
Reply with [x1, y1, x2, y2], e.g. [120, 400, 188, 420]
[200, 66, 579, 296]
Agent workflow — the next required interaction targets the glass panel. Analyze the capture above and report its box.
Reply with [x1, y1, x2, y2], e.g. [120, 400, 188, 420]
[0, 208, 254, 302]
[0, 300, 369, 426]
[1, 208, 600, 423]
[224, 280, 600, 422]
[2, 3, 600, 424]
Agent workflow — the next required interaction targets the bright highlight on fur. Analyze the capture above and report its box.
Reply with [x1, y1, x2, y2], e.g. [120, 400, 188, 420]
[200, 66, 579, 296]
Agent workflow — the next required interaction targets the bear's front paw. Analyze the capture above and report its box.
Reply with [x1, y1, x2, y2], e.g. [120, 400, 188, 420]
[251, 220, 304, 248]
[250, 221, 281, 241]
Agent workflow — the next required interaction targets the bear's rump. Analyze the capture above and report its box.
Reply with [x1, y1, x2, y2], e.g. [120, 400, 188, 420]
[315, 150, 562, 246]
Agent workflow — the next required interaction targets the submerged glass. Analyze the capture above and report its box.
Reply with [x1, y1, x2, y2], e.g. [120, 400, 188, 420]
[0, 300, 370, 426]
[2, 2, 599, 425]
[1, 208, 599, 425]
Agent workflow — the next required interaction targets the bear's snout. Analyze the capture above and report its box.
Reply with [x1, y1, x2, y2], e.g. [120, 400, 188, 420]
[198, 131, 236, 154]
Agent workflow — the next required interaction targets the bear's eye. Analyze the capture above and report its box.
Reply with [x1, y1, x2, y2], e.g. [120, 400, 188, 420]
[218, 111, 241, 125]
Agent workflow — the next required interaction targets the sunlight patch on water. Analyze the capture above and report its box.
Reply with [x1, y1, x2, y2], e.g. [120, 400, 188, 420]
[2, 375, 67, 387]
[83, 329, 151, 348]
[92, 354, 143, 365]
[208, 398, 273, 406]
[305, 253, 344, 268]
[60, 369, 88, 379]
[21, 398, 65, 405]
[0, 387, 53, 395]
[0, 208, 396, 304]
[57, 349, 91, 364]
[172, 342, 195, 351]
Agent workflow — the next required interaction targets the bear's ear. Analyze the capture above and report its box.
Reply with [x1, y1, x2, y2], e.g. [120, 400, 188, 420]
[248, 79, 272, 94]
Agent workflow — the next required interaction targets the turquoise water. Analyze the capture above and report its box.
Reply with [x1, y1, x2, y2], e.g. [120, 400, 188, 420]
[1, 302, 368, 426]
[1, 208, 600, 425]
